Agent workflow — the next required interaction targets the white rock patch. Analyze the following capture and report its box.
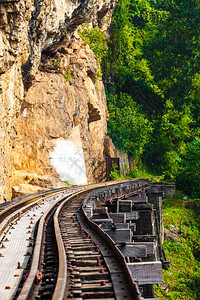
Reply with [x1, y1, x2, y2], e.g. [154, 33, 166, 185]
[50, 140, 87, 185]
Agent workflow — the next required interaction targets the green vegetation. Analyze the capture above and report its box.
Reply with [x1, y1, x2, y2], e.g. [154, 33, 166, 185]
[64, 181, 73, 187]
[110, 163, 121, 180]
[108, 92, 153, 157]
[109, 161, 158, 181]
[78, 1, 200, 197]
[65, 69, 71, 82]
[78, 7, 200, 296]
[154, 196, 200, 299]
[54, 57, 61, 68]
[78, 24, 108, 77]
[102, 0, 200, 197]
[176, 138, 200, 198]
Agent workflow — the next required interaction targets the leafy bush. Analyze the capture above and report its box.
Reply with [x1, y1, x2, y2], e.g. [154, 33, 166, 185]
[78, 24, 108, 77]
[107, 92, 153, 158]
[110, 163, 120, 181]
[154, 196, 200, 299]
[176, 137, 200, 198]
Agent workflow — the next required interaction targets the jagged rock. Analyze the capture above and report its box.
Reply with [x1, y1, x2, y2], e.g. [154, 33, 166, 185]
[104, 136, 117, 157]
[12, 184, 48, 199]
[160, 283, 169, 293]
[164, 227, 181, 243]
[13, 34, 109, 186]
[0, 0, 117, 202]
[169, 224, 181, 235]
[11, 171, 67, 197]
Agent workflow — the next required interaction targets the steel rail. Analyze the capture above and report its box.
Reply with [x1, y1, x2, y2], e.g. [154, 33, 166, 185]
[0, 187, 70, 223]
[0, 189, 70, 238]
[52, 180, 138, 299]
[17, 186, 90, 299]
[81, 201, 141, 299]
[0, 197, 41, 243]
[0, 180, 136, 299]
[17, 190, 69, 300]
[52, 186, 101, 300]
[53, 180, 150, 300]
[0, 178, 154, 299]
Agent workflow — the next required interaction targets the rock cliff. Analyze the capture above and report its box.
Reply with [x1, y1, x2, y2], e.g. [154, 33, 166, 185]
[0, 0, 117, 202]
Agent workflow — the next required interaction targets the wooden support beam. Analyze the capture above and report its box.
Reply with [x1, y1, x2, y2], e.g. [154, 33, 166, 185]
[128, 261, 163, 285]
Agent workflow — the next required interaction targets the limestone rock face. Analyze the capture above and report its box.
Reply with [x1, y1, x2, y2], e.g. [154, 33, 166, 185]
[0, 0, 117, 202]
[14, 34, 108, 185]
[0, 0, 116, 77]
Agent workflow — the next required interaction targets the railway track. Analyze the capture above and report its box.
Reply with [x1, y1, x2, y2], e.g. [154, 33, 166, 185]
[58, 192, 139, 300]
[0, 187, 82, 300]
[0, 180, 175, 300]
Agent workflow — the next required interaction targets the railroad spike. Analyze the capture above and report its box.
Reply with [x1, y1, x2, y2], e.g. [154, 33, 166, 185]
[17, 262, 22, 269]
[99, 268, 104, 273]
[96, 257, 102, 267]
[100, 280, 107, 286]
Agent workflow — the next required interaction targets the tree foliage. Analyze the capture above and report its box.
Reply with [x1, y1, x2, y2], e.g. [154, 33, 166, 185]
[101, 0, 200, 195]
[143, 100, 194, 179]
[79, 24, 108, 77]
[79, 0, 200, 196]
[107, 93, 153, 157]
[176, 138, 200, 198]
[144, 0, 200, 109]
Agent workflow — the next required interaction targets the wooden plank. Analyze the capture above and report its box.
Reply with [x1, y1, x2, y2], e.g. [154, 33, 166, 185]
[109, 213, 125, 223]
[125, 211, 140, 221]
[104, 229, 131, 243]
[132, 204, 153, 210]
[84, 207, 93, 218]
[131, 196, 148, 203]
[118, 244, 147, 258]
[115, 223, 129, 229]
[127, 242, 154, 255]
[134, 210, 153, 235]
[132, 235, 157, 242]
[91, 213, 109, 220]
[144, 298, 160, 300]
[94, 219, 112, 230]
[129, 223, 136, 232]
[128, 261, 163, 284]
[118, 200, 132, 212]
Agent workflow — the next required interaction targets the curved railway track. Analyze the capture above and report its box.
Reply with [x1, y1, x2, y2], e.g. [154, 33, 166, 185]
[56, 191, 140, 300]
[0, 179, 174, 300]
[0, 187, 82, 300]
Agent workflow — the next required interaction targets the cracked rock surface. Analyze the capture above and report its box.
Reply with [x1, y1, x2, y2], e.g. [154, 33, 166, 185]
[0, 0, 116, 202]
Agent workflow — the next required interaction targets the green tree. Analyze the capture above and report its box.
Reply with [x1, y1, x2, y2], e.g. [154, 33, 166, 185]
[176, 137, 200, 198]
[104, 0, 161, 95]
[186, 73, 200, 128]
[144, 0, 200, 109]
[81, 0, 200, 184]
[143, 100, 193, 179]
[105, 0, 199, 180]
[108, 93, 153, 158]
